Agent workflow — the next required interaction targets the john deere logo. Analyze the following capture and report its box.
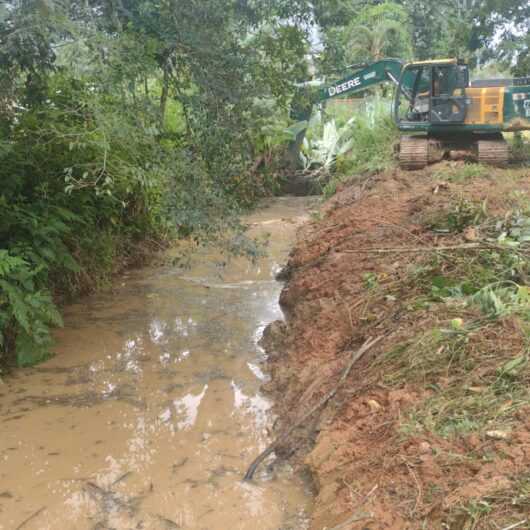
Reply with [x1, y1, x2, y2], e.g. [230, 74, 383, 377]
[328, 76, 362, 97]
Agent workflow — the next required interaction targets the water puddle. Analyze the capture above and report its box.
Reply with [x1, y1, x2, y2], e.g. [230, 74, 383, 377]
[0, 197, 315, 530]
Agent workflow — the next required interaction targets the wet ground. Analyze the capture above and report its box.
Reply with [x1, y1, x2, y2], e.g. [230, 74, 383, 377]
[0, 197, 315, 530]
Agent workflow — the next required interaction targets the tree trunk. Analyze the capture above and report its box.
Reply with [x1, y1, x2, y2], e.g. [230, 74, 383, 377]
[160, 63, 170, 130]
[284, 129, 305, 170]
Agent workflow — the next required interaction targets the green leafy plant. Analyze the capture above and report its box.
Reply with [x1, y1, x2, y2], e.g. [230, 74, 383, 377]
[470, 282, 530, 319]
[0, 250, 63, 366]
[300, 113, 356, 171]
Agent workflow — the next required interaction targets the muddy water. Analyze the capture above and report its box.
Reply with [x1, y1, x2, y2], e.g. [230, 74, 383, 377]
[0, 197, 315, 530]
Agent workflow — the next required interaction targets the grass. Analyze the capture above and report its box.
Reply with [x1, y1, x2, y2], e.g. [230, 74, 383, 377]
[432, 164, 490, 183]
[447, 474, 530, 529]
[422, 196, 488, 233]
[357, 187, 530, 525]
[400, 341, 529, 439]
[379, 239, 530, 438]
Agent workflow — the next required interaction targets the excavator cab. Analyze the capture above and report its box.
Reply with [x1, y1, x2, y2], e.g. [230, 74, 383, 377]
[395, 60, 469, 128]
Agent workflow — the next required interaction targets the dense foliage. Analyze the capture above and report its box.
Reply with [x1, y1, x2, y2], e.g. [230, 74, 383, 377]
[314, 0, 530, 70]
[0, 0, 312, 366]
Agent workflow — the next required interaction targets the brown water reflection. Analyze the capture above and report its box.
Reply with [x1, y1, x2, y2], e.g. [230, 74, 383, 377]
[0, 197, 315, 530]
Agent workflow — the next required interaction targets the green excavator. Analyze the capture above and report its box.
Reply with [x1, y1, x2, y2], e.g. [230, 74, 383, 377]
[294, 58, 530, 169]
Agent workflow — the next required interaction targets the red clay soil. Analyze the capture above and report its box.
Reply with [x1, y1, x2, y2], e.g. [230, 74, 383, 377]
[262, 164, 530, 530]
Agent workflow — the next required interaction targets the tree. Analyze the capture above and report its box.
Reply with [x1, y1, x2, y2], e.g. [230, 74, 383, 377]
[475, 0, 530, 74]
[317, 2, 413, 73]
[400, 0, 530, 69]
[346, 19, 412, 62]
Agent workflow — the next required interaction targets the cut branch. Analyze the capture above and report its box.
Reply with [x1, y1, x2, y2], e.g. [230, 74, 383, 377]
[341, 243, 508, 254]
[243, 336, 383, 481]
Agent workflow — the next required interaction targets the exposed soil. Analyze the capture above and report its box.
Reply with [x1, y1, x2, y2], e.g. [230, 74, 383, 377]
[261, 163, 530, 530]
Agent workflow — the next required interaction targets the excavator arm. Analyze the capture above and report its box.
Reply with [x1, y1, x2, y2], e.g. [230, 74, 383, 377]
[290, 59, 405, 123]
[318, 59, 403, 102]
[286, 59, 405, 167]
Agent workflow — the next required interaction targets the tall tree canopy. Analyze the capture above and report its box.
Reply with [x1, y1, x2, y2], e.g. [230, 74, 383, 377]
[312, 0, 530, 73]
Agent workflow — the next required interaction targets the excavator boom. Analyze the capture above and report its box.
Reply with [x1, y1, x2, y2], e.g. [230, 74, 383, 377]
[318, 59, 403, 101]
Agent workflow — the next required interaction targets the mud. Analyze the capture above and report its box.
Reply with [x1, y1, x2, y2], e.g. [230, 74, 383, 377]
[260, 165, 530, 530]
[0, 197, 316, 530]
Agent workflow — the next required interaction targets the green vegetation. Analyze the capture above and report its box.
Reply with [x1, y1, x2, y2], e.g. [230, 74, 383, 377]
[0, 0, 312, 367]
[302, 96, 398, 196]
[314, 0, 530, 69]
[319, 2, 413, 69]
[511, 133, 530, 164]
[365, 185, 530, 527]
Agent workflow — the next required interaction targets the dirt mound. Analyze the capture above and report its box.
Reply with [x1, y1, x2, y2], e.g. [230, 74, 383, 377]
[262, 163, 530, 530]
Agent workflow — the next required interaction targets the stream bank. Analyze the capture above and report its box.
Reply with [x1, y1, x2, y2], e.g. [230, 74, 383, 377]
[261, 164, 530, 530]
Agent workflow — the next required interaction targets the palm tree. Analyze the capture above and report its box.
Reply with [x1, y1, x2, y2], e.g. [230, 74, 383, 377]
[345, 19, 412, 63]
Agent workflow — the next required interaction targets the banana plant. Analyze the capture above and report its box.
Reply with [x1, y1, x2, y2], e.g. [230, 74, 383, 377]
[299, 114, 356, 171]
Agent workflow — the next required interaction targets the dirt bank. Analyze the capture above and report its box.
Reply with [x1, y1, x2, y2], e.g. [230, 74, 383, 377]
[262, 164, 530, 530]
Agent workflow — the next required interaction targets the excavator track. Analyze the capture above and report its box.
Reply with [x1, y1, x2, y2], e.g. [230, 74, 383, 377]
[399, 136, 442, 170]
[399, 137, 429, 170]
[477, 138, 510, 167]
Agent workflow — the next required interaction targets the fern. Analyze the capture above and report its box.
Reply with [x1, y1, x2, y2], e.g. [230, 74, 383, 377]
[0, 251, 26, 276]
[0, 248, 64, 366]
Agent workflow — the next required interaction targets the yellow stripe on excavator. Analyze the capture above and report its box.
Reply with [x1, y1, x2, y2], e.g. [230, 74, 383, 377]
[406, 58, 459, 67]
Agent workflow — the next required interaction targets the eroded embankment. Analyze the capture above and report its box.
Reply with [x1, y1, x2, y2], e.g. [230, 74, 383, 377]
[262, 164, 530, 530]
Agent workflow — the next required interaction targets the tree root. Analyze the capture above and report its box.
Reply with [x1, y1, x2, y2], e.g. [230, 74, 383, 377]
[243, 336, 383, 481]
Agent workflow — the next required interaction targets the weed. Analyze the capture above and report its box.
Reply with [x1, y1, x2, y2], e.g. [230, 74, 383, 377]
[424, 483, 444, 504]
[445, 473, 530, 529]
[459, 500, 493, 528]
[0, 250, 63, 366]
[379, 267, 530, 439]
[433, 164, 490, 183]
[362, 272, 379, 290]
[310, 210, 324, 222]
[470, 283, 530, 318]
[509, 133, 530, 164]
[303, 96, 398, 195]
[424, 197, 487, 233]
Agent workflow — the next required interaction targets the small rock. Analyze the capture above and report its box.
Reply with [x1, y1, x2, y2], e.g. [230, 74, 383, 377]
[432, 182, 449, 194]
[485, 430, 510, 441]
[367, 399, 382, 412]
[419, 441, 431, 454]
[463, 226, 478, 242]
